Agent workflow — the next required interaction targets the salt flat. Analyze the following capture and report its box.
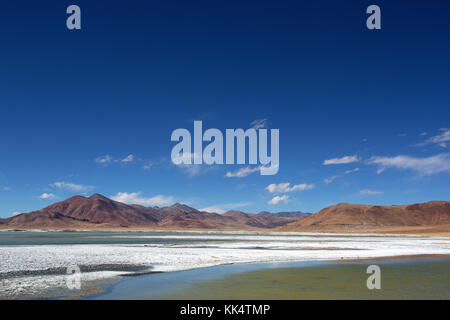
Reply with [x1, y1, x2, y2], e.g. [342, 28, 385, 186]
[1, 232, 449, 298]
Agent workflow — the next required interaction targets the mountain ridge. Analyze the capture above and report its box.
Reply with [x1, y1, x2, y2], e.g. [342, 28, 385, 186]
[278, 201, 450, 234]
[2, 195, 449, 234]
[1, 194, 298, 231]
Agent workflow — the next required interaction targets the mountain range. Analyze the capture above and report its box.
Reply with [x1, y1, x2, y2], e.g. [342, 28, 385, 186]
[279, 201, 450, 234]
[1, 194, 449, 234]
[0, 194, 306, 231]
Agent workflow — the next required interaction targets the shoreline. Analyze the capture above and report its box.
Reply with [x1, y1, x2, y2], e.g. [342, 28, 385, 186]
[88, 254, 450, 300]
[11, 253, 449, 300]
[336, 253, 450, 263]
[1, 228, 449, 237]
[2, 231, 449, 300]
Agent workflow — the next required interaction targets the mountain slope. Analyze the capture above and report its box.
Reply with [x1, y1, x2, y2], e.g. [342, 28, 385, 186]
[0, 194, 298, 230]
[258, 211, 311, 218]
[223, 211, 298, 228]
[3, 196, 449, 233]
[278, 201, 450, 233]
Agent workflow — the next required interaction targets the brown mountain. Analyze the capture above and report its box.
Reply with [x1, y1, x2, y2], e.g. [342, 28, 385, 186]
[2, 194, 160, 229]
[278, 201, 450, 234]
[0, 194, 298, 231]
[258, 211, 311, 218]
[3, 196, 449, 234]
[223, 211, 298, 228]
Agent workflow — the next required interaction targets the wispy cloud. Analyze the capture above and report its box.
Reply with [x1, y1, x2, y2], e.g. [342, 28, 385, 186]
[324, 175, 338, 184]
[265, 182, 314, 194]
[39, 192, 55, 199]
[180, 165, 204, 177]
[267, 195, 289, 205]
[172, 153, 210, 177]
[200, 202, 252, 214]
[359, 189, 383, 195]
[344, 168, 360, 174]
[324, 167, 360, 184]
[250, 118, 268, 129]
[426, 128, 450, 148]
[50, 181, 94, 193]
[2, 186, 10, 191]
[142, 158, 166, 171]
[143, 163, 154, 170]
[225, 166, 261, 178]
[369, 153, 450, 175]
[415, 129, 450, 148]
[323, 155, 359, 165]
[94, 155, 112, 164]
[110, 192, 174, 207]
[121, 154, 135, 163]
[95, 154, 137, 165]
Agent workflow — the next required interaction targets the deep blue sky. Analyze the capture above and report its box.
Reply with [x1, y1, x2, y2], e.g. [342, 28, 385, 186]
[1, 0, 450, 217]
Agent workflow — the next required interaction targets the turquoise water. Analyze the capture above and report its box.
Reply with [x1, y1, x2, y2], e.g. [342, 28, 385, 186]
[0, 231, 421, 246]
[1, 231, 448, 299]
[0, 231, 240, 245]
[88, 258, 450, 300]
[87, 260, 323, 300]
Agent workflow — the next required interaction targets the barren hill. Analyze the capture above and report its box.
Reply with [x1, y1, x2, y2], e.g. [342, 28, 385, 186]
[0, 194, 298, 231]
[3, 196, 449, 234]
[278, 201, 450, 234]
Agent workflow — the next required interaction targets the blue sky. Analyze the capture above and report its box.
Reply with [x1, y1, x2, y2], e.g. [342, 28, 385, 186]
[1, 0, 450, 217]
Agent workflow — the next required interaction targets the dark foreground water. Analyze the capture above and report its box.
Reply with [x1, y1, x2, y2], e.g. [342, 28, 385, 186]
[88, 257, 450, 300]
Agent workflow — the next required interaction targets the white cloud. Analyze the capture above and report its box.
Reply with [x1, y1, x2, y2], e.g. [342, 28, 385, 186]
[95, 155, 112, 164]
[143, 163, 154, 170]
[419, 132, 428, 136]
[323, 155, 359, 165]
[143, 158, 165, 171]
[369, 153, 450, 175]
[121, 154, 135, 163]
[110, 192, 174, 207]
[225, 166, 261, 178]
[2, 186, 10, 191]
[250, 119, 268, 129]
[427, 129, 450, 148]
[344, 168, 360, 174]
[359, 189, 383, 195]
[415, 129, 450, 148]
[50, 182, 93, 192]
[267, 195, 290, 205]
[39, 193, 55, 199]
[172, 153, 209, 177]
[95, 154, 138, 165]
[182, 165, 204, 177]
[200, 202, 252, 214]
[265, 182, 314, 194]
[173, 152, 203, 165]
[324, 175, 338, 184]
[324, 168, 360, 184]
